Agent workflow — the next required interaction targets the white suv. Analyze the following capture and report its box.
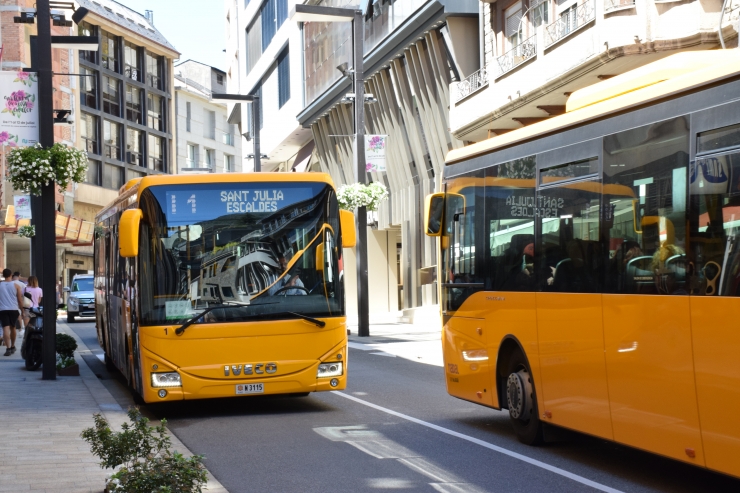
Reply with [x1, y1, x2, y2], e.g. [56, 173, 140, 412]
[65, 275, 94, 323]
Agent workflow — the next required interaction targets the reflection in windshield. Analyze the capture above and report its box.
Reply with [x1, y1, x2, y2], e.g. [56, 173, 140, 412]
[138, 182, 344, 325]
[73, 279, 94, 292]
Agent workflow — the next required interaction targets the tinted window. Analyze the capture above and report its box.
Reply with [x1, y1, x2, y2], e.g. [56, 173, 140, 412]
[603, 116, 689, 294]
[486, 157, 537, 291]
[441, 170, 485, 311]
[697, 123, 740, 155]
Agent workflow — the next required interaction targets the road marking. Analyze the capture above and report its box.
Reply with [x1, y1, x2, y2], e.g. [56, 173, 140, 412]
[333, 392, 625, 493]
[370, 351, 396, 358]
[348, 341, 374, 351]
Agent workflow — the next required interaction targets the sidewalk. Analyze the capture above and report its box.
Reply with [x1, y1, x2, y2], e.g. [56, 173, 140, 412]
[347, 321, 444, 367]
[0, 322, 228, 493]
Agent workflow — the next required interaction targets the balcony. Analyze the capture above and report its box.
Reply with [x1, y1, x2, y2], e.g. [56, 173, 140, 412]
[455, 67, 489, 104]
[496, 35, 537, 78]
[604, 0, 635, 13]
[545, 0, 596, 48]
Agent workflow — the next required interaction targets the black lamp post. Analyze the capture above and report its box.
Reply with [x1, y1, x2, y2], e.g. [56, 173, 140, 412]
[18, 0, 96, 379]
[211, 94, 262, 172]
[291, 3, 371, 337]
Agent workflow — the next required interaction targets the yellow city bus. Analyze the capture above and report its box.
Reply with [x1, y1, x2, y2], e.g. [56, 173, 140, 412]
[94, 172, 355, 404]
[425, 50, 740, 478]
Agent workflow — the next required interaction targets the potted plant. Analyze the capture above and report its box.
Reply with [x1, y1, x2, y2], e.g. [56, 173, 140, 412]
[7, 142, 87, 196]
[336, 182, 389, 212]
[17, 224, 35, 238]
[56, 333, 79, 376]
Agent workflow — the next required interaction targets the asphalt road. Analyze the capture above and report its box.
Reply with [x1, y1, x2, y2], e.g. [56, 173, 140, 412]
[68, 319, 740, 493]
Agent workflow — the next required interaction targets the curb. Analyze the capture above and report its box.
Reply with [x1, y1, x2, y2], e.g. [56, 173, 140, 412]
[59, 321, 229, 493]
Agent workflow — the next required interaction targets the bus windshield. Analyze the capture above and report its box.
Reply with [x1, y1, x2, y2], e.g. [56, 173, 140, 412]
[137, 182, 344, 326]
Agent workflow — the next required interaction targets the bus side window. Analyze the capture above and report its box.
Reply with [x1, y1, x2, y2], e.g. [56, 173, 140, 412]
[603, 116, 690, 295]
[690, 123, 740, 296]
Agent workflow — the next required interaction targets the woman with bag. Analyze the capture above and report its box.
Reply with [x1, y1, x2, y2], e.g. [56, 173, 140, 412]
[23, 276, 42, 328]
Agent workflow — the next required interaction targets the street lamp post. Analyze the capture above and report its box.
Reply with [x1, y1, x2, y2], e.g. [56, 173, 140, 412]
[21, 0, 95, 379]
[211, 94, 261, 172]
[291, 3, 370, 337]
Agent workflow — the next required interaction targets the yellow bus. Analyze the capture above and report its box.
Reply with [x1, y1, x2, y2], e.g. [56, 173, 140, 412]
[94, 172, 355, 404]
[425, 50, 740, 478]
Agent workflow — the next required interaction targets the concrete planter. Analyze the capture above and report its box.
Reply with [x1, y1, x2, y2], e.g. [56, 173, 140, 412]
[57, 363, 80, 376]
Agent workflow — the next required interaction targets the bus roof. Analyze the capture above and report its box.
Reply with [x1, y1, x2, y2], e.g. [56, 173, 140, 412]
[446, 49, 740, 165]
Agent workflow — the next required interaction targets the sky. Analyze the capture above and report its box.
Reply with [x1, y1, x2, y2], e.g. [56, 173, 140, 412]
[113, 0, 227, 70]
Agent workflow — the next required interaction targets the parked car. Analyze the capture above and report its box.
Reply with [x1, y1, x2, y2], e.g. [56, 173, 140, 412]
[64, 274, 94, 323]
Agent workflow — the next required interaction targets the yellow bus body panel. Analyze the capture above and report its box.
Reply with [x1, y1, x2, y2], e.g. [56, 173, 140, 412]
[137, 318, 347, 403]
[691, 297, 740, 476]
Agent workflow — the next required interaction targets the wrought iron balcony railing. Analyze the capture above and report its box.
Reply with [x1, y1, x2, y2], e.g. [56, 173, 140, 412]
[455, 66, 489, 103]
[604, 0, 635, 12]
[496, 35, 537, 78]
[545, 0, 596, 48]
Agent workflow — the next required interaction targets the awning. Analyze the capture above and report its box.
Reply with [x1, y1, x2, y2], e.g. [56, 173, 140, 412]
[227, 102, 241, 125]
[0, 208, 93, 245]
[292, 140, 315, 173]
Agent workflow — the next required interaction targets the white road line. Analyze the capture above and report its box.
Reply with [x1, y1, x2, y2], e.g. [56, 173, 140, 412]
[348, 341, 374, 351]
[332, 392, 625, 493]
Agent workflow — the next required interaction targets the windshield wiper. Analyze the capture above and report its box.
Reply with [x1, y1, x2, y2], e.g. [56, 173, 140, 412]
[175, 303, 250, 335]
[284, 312, 326, 328]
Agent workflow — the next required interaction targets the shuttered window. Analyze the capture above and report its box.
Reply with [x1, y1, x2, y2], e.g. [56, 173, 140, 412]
[278, 48, 290, 108]
[505, 3, 523, 38]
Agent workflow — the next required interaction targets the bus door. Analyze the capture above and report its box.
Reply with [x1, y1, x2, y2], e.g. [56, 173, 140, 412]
[535, 173, 613, 440]
[602, 117, 703, 464]
[689, 133, 740, 476]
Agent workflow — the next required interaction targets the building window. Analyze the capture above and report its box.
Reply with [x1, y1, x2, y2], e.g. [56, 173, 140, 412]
[86, 159, 101, 186]
[145, 52, 163, 90]
[186, 143, 197, 167]
[103, 120, 121, 160]
[101, 30, 119, 72]
[124, 41, 140, 81]
[78, 22, 97, 64]
[126, 168, 146, 181]
[148, 135, 164, 171]
[204, 148, 215, 168]
[504, 2, 523, 51]
[186, 102, 191, 132]
[204, 109, 216, 139]
[125, 85, 142, 124]
[81, 113, 99, 154]
[532, 0, 549, 27]
[80, 67, 97, 109]
[102, 76, 120, 116]
[126, 128, 143, 165]
[225, 154, 234, 172]
[216, 73, 224, 85]
[103, 164, 124, 190]
[278, 48, 290, 108]
[147, 93, 164, 131]
[223, 123, 235, 146]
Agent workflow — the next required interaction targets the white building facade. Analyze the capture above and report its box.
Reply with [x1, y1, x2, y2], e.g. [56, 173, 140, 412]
[224, 0, 312, 173]
[175, 60, 242, 173]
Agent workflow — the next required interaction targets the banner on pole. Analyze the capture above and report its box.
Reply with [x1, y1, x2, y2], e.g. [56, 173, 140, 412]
[0, 71, 39, 147]
[365, 135, 387, 173]
[14, 195, 31, 220]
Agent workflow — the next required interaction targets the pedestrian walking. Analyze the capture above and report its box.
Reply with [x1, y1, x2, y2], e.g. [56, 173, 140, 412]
[23, 276, 42, 328]
[12, 272, 27, 332]
[0, 268, 24, 355]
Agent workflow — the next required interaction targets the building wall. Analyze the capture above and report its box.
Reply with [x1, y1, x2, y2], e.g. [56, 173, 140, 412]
[452, 0, 733, 142]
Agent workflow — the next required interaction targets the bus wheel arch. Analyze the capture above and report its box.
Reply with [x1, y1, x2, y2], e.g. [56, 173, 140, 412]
[496, 336, 543, 445]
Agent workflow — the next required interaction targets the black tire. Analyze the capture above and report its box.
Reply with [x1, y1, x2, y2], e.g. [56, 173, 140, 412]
[104, 353, 116, 373]
[25, 341, 42, 371]
[66, 313, 76, 323]
[290, 392, 310, 397]
[505, 350, 543, 445]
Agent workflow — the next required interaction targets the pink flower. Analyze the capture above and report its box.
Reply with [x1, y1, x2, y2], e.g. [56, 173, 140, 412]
[0, 132, 9, 143]
[25, 101, 34, 111]
[17, 72, 29, 80]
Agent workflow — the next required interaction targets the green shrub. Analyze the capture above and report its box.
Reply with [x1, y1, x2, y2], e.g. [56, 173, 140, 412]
[56, 333, 77, 359]
[81, 408, 207, 493]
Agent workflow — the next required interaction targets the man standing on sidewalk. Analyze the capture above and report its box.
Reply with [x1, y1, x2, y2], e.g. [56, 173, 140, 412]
[0, 268, 24, 355]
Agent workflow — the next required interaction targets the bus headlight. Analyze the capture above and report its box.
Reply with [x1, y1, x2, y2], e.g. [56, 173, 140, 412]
[317, 362, 343, 377]
[151, 372, 182, 388]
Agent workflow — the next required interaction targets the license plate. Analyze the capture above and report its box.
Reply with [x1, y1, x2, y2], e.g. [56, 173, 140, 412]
[236, 383, 264, 395]
[86, 304, 95, 309]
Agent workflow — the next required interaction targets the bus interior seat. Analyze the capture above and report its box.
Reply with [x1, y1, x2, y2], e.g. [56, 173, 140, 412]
[550, 240, 602, 292]
[500, 234, 534, 289]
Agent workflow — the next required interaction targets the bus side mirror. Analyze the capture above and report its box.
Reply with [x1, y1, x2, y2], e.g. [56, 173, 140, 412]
[315, 242, 325, 272]
[340, 210, 356, 248]
[119, 209, 143, 258]
[425, 193, 445, 236]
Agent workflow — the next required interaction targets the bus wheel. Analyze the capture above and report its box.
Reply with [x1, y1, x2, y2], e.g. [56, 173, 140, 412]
[505, 352, 543, 445]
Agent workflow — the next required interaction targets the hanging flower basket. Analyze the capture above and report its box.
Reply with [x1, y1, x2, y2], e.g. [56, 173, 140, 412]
[6, 143, 87, 196]
[336, 182, 389, 212]
[17, 225, 35, 238]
